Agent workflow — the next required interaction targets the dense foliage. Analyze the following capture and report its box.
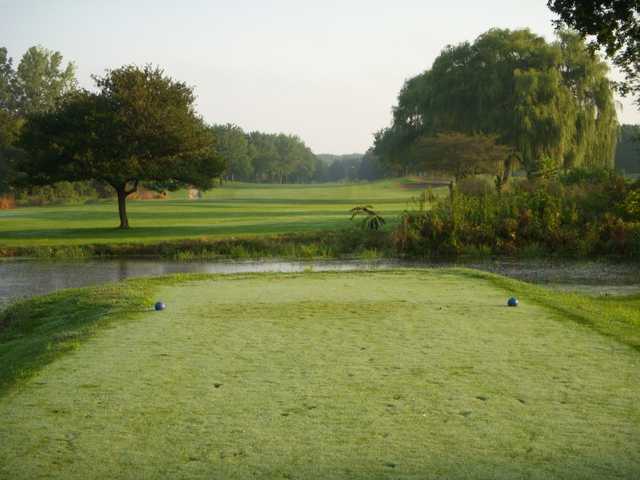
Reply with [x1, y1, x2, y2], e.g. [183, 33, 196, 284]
[211, 124, 320, 183]
[17, 65, 224, 228]
[375, 29, 618, 179]
[0, 46, 77, 196]
[14, 181, 113, 206]
[246, 130, 318, 183]
[394, 170, 640, 257]
[212, 126, 385, 184]
[413, 132, 513, 184]
[616, 124, 640, 173]
[0, 45, 76, 116]
[548, 0, 640, 102]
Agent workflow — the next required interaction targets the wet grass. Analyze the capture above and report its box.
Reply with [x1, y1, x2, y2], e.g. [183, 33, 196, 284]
[468, 269, 640, 352]
[0, 279, 157, 392]
[0, 180, 422, 249]
[1, 270, 639, 479]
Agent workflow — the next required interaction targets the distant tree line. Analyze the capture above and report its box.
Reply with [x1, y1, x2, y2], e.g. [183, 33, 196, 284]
[212, 124, 387, 183]
[212, 124, 318, 183]
[316, 151, 387, 182]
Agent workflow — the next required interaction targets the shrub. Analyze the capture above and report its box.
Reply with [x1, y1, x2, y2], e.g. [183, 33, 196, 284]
[457, 176, 494, 196]
[15, 181, 112, 206]
[393, 171, 640, 258]
[560, 167, 612, 186]
[623, 190, 640, 219]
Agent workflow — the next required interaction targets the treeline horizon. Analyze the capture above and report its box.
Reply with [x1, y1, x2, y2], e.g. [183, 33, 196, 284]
[0, 44, 387, 194]
[1, 36, 639, 204]
[212, 124, 387, 184]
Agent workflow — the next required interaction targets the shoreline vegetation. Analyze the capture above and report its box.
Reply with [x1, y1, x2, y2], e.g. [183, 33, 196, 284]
[1, 172, 639, 260]
[2, 230, 640, 262]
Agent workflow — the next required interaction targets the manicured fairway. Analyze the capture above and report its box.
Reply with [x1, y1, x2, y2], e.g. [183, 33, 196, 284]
[1, 270, 638, 479]
[0, 180, 422, 247]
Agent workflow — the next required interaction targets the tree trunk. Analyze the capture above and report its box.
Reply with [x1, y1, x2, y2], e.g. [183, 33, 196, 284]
[501, 156, 513, 187]
[116, 188, 130, 229]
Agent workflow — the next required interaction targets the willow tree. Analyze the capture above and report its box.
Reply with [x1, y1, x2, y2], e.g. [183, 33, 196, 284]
[375, 29, 618, 178]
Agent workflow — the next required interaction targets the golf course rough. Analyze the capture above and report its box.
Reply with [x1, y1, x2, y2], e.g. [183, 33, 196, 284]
[0, 270, 638, 479]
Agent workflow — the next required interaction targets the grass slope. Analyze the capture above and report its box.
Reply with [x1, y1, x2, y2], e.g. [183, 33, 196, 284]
[1, 270, 639, 479]
[0, 180, 421, 248]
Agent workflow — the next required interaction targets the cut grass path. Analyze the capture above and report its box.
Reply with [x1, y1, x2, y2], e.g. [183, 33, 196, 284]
[0, 180, 424, 247]
[1, 270, 639, 479]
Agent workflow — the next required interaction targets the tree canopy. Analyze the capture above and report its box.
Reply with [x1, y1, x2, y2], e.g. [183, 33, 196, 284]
[211, 126, 321, 183]
[211, 124, 254, 181]
[375, 29, 618, 179]
[0, 45, 77, 196]
[414, 132, 513, 182]
[17, 65, 224, 228]
[548, 0, 640, 101]
[11, 46, 77, 115]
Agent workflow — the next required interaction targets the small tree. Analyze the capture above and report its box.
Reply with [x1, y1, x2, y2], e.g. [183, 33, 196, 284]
[350, 205, 386, 231]
[414, 132, 513, 183]
[17, 65, 225, 228]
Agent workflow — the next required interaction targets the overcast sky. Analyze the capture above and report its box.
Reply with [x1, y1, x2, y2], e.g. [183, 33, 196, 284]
[3, 0, 639, 153]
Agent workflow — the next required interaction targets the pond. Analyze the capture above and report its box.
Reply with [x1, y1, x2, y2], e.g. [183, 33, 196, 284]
[1, 257, 639, 307]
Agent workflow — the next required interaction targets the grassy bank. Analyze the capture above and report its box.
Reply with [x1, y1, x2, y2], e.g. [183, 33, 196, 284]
[1, 270, 638, 478]
[0, 180, 422, 253]
[0, 278, 157, 392]
[0, 230, 392, 260]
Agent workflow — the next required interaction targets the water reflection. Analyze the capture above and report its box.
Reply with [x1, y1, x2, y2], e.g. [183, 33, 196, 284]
[0, 257, 638, 307]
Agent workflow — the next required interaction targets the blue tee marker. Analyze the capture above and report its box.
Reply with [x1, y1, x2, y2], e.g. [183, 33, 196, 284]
[507, 297, 519, 307]
[155, 301, 166, 311]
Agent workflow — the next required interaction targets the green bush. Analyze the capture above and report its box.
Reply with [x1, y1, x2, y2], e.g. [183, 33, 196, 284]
[394, 173, 640, 258]
[457, 176, 494, 197]
[560, 167, 613, 186]
[16, 181, 113, 206]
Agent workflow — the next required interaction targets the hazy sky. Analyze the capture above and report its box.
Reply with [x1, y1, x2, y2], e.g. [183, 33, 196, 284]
[3, 0, 639, 153]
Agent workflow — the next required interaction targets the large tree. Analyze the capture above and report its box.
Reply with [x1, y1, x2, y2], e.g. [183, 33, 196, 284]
[17, 65, 225, 228]
[375, 29, 618, 178]
[548, 0, 640, 101]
